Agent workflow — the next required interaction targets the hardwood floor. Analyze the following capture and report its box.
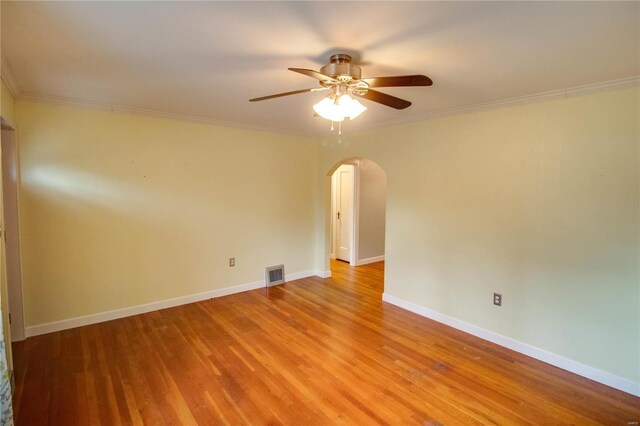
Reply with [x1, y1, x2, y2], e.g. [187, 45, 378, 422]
[12, 260, 640, 425]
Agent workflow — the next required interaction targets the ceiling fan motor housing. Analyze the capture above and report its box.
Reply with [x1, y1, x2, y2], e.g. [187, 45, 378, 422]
[320, 54, 361, 83]
[249, 52, 429, 110]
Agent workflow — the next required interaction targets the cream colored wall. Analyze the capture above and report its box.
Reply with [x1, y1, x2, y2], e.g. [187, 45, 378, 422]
[15, 100, 318, 327]
[9, 84, 640, 387]
[357, 159, 386, 261]
[318, 87, 640, 384]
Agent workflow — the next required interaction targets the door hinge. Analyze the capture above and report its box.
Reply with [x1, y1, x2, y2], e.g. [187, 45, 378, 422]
[8, 313, 11, 325]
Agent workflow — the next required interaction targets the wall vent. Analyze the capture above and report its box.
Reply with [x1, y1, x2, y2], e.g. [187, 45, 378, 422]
[265, 265, 285, 287]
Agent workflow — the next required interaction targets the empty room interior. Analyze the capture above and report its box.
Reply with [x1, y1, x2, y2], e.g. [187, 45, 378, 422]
[0, 1, 639, 424]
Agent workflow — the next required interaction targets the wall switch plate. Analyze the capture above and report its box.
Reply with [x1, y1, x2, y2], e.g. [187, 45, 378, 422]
[229, 257, 235, 267]
[493, 292, 502, 306]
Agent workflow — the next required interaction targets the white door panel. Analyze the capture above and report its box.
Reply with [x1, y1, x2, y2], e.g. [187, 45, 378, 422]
[336, 165, 354, 262]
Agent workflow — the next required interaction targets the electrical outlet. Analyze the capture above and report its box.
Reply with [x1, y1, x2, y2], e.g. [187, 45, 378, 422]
[493, 292, 502, 306]
[229, 257, 235, 267]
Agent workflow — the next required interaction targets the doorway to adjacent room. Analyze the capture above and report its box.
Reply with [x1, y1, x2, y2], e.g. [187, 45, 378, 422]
[328, 158, 387, 291]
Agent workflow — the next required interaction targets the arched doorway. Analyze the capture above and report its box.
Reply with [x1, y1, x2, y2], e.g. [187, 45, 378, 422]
[325, 158, 387, 293]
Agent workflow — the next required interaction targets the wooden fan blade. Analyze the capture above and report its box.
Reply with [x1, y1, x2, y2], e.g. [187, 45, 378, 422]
[288, 68, 336, 83]
[250, 88, 324, 102]
[355, 89, 412, 110]
[362, 75, 433, 88]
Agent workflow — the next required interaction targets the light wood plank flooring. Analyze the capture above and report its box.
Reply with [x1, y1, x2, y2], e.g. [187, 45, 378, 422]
[12, 260, 640, 424]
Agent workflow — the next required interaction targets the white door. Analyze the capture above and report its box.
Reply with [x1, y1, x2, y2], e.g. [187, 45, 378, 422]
[335, 165, 354, 262]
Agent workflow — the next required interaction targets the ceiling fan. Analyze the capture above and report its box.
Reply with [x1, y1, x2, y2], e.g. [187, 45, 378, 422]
[250, 54, 432, 131]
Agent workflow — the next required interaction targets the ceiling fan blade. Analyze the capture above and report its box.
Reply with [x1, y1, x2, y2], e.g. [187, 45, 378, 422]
[249, 87, 326, 102]
[362, 74, 433, 88]
[288, 68, 336, 83]
[355, 89, 412, 110]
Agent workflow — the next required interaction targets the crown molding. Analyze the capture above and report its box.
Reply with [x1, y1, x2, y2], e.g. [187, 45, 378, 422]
[17, 92, 311, 138]
[338, 75, 640, 137]
[1, 53, 21, 97]
[16, 75, 639, 139]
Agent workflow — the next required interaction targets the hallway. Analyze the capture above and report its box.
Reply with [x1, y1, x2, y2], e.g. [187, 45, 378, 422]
[330, 258, 384, 296]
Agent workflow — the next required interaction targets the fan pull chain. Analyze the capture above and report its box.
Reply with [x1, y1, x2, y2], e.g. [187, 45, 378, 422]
[338, 121, 342, 136]
[330, 121, 334, 132]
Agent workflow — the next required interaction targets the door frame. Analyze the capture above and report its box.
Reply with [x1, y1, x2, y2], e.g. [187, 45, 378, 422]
[0, 120, 25, 342]
[330, 162, 360, 266]
[324, 157, 387, 278]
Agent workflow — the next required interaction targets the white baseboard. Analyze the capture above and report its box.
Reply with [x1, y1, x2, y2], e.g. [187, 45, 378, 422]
[355, 255, 385, 266]
[313, 270, 331, 278]
[285, 270, 314, 281]
[382, 293, 640, 398]
[25, 270, 320, 338]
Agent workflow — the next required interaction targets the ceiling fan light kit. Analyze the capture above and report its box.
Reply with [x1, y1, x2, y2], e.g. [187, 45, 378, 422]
[250, 54, 433, 133]
[313, 93, 367, 122]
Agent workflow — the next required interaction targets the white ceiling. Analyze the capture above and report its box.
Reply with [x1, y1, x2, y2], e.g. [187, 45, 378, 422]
[2, 1, 639, 136]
